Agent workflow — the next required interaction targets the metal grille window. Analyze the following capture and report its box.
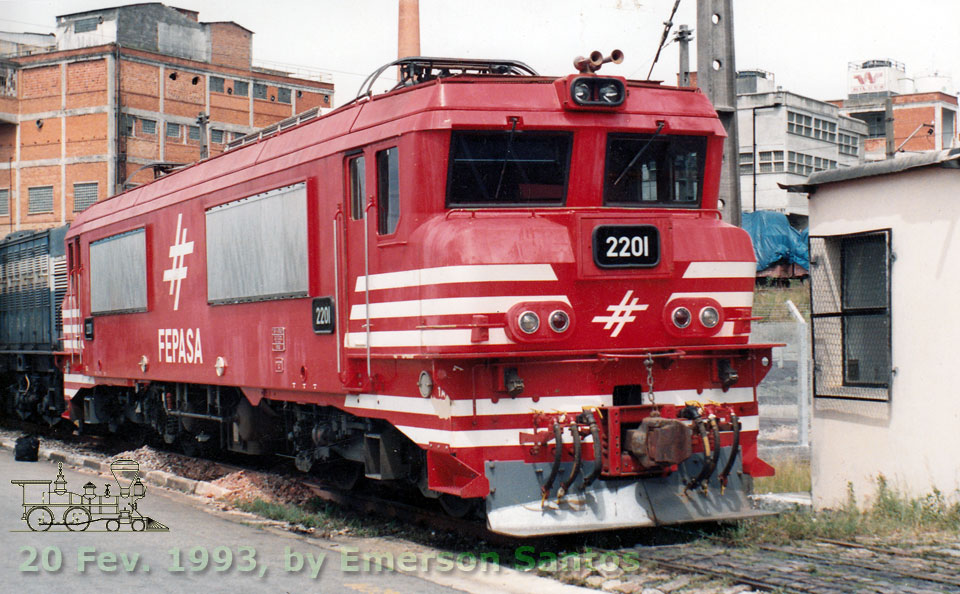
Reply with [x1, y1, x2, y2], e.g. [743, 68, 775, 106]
[210, 76, 224, 93]
[738, 152, 753, 175]
[188, 125, 201, 141]
[211, 129, 224, 144]
[141, 118, 156, 135]
[74, 17, 98, 33]
[90, 229, 147, 314]
[233, 80, 248, 96]
[253, 83, 267, 99]
[277, 87, 291, 104]
[0, 189, 8, 216]
[73, 182, 98, 212]
[166, 122, 181, 139]
[206, 183, 308, 303]
[810, 230, 892, 401]
[28, 186, 53, 214]
[758, 150, 784, 173]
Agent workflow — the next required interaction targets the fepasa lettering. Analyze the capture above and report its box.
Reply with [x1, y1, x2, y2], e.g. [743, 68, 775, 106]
[157, 328, 203, 364]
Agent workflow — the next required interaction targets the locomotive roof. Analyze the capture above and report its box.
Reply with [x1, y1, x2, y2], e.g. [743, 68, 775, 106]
[67, 69, 721, 238]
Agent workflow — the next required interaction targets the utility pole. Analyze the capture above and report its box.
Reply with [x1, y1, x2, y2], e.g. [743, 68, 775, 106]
[675, 25, 693, 87]
[697, 0, 741, 226]
[196, 112, 209, 160]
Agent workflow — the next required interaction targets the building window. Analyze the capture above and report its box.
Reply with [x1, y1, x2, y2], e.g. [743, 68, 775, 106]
[141, 118, 156, 135]
[74, 17, 98, 33]
[277, 87, 291, 104]
[73, 182, 98, 212]
[787, 151, 836, 176]
[758, 150, 784, 173]
[838, 132, 860, 156]
[233, 80, 249, 96]
[188, 125, 201, 141]
[376, 147, 399, 234]
[211, 129, 224, 144]
[0, 189, 8, 216]
[210, 76, 225, 93]
[850, 111, 885, 139]
[810, 230, 891, 401]
[787, 111, 837, 142]
[166, 122, 181, 139]
[28, 186, 54, 214]
[738, 152, 753, 175]
[348, 155, 365, 221]
[253, 83, 268, 99]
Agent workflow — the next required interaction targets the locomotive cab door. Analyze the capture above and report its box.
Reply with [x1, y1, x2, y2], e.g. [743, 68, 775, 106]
[339, 140, 403, 387]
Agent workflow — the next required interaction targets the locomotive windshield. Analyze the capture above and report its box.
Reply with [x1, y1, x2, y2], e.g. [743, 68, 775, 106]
[603, 134, 706, 207]
[446, 131, 572, 206]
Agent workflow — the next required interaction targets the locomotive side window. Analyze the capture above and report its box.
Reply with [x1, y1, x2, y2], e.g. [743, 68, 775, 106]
[376, 147, 400, 235]
[446, 131, 571, 207]
[603, 134, 706, 207]
[348, 155, 365, 220]
[89, 229, 147, 314]
[206, 183, 308, 303]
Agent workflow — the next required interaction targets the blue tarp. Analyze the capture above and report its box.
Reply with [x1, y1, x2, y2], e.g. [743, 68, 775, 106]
[742, 211, 809, 272]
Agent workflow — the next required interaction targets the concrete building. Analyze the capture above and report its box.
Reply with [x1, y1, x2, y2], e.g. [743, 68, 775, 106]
[792, 149, 960, 509]
[0, 3, 334, 233]
[736, 70, 868, 226]
[833, 60, 959, 161]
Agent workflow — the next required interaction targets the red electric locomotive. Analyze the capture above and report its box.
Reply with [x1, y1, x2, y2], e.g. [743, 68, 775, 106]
[56, 54, 774, 536]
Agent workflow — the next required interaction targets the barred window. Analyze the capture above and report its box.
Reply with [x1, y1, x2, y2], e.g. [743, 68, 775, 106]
[141, 118, 156, 135]
[277, 87, 291, 104]
[188, 125, 201, 141]
[73, 182, 98, 212]
[166, 122, 180, 139]
[233, 80, 249, 97]
[0, 189, 8, 216]
[810, 230, 892, 401]
[74, 17, 98, 33]
[211, 129, 224, 144]
[28, 186, 54, 214]
[253, 83, 268, 99]
[210, 76, 225, 93]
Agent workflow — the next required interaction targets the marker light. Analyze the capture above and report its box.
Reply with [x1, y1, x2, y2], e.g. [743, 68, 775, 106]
[672, 307, 692, 329]
[700, 306, 720, 328]
[519, 311, 540, 334]
[548, 310, 570, 333]
[599, 82, 623, 104]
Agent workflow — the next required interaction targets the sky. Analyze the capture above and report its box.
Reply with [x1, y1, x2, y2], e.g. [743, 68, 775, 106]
[3, 0, 960, 107]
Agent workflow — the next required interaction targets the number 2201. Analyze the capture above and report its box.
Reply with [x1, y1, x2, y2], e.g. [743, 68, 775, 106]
[605, 235, 649, 258]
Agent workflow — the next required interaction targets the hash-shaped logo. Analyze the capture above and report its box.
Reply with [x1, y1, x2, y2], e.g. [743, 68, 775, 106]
[592, 290, 648, 338]
[162, 213, 194, 311]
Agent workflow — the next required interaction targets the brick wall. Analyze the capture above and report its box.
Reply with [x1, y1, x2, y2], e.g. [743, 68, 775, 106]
[296, 89, 331, 112]
[65, 161, 108, 212]
[19, 164, 60, 228]
[208, 23, 251, 70]
[19, 114, 60, 161]
[66, 59, 107, 109]
[895, 105, 938, 152]
[19, 65, 61, 113]
[65, 113, 109, 157]
[121, 60, 160, 111]
[164, 68, 204, 117]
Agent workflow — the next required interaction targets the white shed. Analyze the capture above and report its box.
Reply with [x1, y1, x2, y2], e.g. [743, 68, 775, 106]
[790, 149, 960, 509]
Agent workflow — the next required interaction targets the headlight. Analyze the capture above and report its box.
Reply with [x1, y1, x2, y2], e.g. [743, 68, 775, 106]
[518, 311, 540, 334]
[700, 306, 720, 328]
[598, 82, 622, 104]
[572, 81, 592, 103]
[672, 307, 692, 329]
[548, 310, 570, 333]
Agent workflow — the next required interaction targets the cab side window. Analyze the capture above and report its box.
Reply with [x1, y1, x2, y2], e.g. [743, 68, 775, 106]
[376, 147, 399, 234]
[348, 155, 365, 220]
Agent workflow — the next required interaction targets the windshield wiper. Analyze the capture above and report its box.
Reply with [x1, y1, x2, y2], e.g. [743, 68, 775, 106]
[613, 120, 666, 186]
[493, 117, 520, 201]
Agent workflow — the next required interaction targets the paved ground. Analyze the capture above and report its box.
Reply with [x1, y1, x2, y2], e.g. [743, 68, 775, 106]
[1, 449, 586, 594]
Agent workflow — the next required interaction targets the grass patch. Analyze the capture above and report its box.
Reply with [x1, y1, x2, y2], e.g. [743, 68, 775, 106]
[732, 476, 960, 544]
[232, 497, 380, 537]
[753, 280, 810, 322]
[754, 456, 811, 494]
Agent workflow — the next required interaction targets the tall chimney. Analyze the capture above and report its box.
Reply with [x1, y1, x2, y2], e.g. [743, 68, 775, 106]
[398, 0, 421, 60]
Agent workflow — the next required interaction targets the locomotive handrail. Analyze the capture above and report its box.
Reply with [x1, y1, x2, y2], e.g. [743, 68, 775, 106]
[354, 56, 539, 102]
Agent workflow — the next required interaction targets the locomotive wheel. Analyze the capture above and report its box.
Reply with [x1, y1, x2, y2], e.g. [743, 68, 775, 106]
[131, 518, 146, 532]
[438, 495, 478, 519]
[26, 506, 54, 531]
[105, 519, 120, 532]
[326, 459, 363, 491]
[63, 506, 92, 531]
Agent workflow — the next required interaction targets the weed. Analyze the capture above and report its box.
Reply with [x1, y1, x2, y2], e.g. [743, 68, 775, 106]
[754, 457, 811, 493]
